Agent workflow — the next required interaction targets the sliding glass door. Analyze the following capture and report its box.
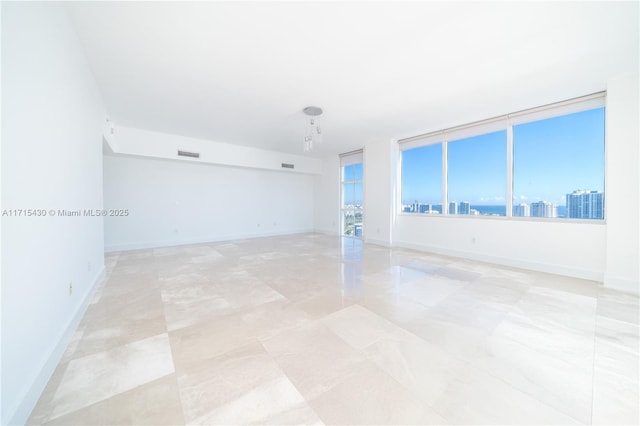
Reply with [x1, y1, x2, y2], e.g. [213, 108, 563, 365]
[340, 151, 363, 238]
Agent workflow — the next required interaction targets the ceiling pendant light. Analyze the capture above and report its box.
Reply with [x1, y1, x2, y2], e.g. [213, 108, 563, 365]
[303, 106, 323, 151]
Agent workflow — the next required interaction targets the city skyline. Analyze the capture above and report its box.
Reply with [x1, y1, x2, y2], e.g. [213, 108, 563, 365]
[402, 188, 604, 219]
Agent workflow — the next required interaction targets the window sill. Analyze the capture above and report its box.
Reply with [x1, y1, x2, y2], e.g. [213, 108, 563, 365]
[397, 212, 607, 225]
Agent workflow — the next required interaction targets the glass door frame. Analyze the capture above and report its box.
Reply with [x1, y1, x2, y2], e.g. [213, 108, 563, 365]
[340, 152, 364, 239]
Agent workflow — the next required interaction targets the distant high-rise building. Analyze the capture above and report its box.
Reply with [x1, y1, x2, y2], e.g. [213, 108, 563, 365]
[530, 201, 557, 218]
[459, 201, 471, 215]
[419, 203, 431, 213]
[449, 202, 458, 215]
[566, 190, 604, 219]
[513, 203, 530, 217]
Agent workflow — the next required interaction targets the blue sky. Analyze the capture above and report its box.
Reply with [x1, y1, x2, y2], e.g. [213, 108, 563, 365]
[513, 107, 605, 205]
[401, 107, 605, 206]
[343, 163, 363, 206]
[401, 143, 442, 205]
[448, 130, 506, 205]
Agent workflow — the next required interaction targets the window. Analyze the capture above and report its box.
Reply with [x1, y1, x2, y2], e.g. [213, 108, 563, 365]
[341, 150, 364, 238]
[513, 108, 605, 219]
[447, 130, 507, 216]
[401, 143, 442, 214]
[399, 92, 605, 221]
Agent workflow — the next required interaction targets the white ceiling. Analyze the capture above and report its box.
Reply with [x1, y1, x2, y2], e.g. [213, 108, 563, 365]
[66, 1, 638, 158]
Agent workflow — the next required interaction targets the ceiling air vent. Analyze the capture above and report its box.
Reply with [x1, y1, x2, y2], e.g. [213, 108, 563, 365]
[178, 150, 200, 159]
[281, 163, 294, 169]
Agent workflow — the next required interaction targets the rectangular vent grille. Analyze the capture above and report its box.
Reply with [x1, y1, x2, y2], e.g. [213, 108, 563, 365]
[281, 163, 294, 169]
[178, 150, 200, 159]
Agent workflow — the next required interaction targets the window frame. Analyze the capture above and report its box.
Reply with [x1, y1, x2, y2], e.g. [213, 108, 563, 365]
[340, 149, 364, 239]
[397, 92, 606, 223]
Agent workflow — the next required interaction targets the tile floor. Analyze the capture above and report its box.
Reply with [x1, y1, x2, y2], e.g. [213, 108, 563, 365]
[28, 234, 639, 425]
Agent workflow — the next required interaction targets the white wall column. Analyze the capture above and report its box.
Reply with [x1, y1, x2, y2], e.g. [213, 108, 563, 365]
[603, 72, 640, 293]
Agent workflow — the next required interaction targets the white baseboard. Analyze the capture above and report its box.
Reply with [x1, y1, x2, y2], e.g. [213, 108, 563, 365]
[393, 240, 604, 282]
[603, 274, 639, 295]
[104, 228, 316, 252]
[365, 237, 392, 248]
[8, 267, 106, 426]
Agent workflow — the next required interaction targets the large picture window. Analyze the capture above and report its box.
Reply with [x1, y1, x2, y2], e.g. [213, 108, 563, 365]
[399, 93, 606, 221]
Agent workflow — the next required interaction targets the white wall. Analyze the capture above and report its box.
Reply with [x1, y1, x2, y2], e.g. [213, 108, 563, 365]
[604, 72, 639, 293]
[394, 216, 606, 280]
[363, 141, 393, 246]
[313, 155, 340, 235]
[1, 4, 107, 424]
[104, 155, 315, 251]
[107, 125, 322, 175]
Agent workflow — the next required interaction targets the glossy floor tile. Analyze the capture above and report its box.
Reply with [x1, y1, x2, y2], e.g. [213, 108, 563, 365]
[28, 234, 639, 425]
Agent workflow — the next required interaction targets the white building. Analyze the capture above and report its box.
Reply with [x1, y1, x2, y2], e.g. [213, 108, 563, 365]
[513, 203, 530, 217]
[449, 201, 458, 215]
[530, 201, 558, 218]
[567, 190, 605, 219]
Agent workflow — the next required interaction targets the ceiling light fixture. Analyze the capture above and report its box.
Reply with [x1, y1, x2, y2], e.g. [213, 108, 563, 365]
[303, 106, 323, 151]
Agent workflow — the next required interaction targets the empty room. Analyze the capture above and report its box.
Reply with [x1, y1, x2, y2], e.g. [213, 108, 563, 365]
[2, 1, 638, 425]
